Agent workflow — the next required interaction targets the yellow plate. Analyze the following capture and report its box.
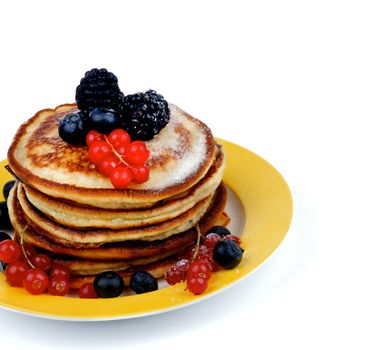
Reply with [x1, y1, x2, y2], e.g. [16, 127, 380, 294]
[0, 139, 293, 321]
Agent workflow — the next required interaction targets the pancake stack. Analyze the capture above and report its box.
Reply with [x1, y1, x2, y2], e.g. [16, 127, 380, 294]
[7, 103, 228, 288]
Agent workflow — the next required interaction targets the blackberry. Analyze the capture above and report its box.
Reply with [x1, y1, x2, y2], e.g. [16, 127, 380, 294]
[122, 90, 170, 141]
[75, 68, 124, 113]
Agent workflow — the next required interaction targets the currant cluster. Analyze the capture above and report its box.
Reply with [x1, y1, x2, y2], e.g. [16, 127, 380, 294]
[86, 128, 150, 188]
[165, 226, 244, 295]
[0, 238, 71, 296]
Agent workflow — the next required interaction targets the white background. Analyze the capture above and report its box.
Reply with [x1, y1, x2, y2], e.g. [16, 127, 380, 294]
[0, 0, 391, 349]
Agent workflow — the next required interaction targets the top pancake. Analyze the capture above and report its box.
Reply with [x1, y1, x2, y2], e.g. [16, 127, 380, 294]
[8, 103, 216, 209]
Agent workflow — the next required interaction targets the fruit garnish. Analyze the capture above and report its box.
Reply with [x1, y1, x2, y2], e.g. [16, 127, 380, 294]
[50, 263, 70, 280]
[58, 112, 87, 145]
[0, 239, 21, 263]
[23, 268, 49, 295]
[31, 254, 52, 273]
[205, 233, 222, 250]
[93, 271, 124, 298]
[76, 68, 123, 113]
[130, 271, 158, 294]
[0, 231, 12, 242]
[78, 283, 98, 298]
[213, 240, 243, 269]
[87, 108, 121, 134]
[5, 261, 29, 287]
[122, 90, 170, 141]
[2, 180, 15, 200]
[165, 259, 190, 285]
[187, 275, 208, 295]
[48, 277, 70, 296]
[86, 128, 150, 188]
[206, 226, 231, 238]
[0, 201, 12, 229]
[222, 234, 242, 245]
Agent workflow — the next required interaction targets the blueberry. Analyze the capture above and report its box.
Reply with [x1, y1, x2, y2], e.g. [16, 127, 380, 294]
[93, 271, 124, 298]
[0, 262, 7, 272]
[87, 108, 120, 134]
[206, 226, 231, 238]
[0, 231, 12, 242]
[213, 240, 243, 269]
[2, 180, 15, 200]
[0, 201, 11, 229]
[58, 112, 87, 145]
[130, 271, 158, 294]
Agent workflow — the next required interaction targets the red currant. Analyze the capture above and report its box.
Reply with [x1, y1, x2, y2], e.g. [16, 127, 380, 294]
[165, 259, 190, 285]
[86, 130, 104, 147]
[32, 254, 52, 272]
[78, 283, 98, 298]
[5, 261, 29, 287]
[48, 277, 70, 296]
[23, 244, 37, 260]
[108, 129, 131, 147]
[223, 235, 242, 245]
[98, 155, 120, 177]
[115, 144, 127, 156]
[125, 141, 150, 165]
[187, 275, 208, 295]
[110, 167, 133, 189]
[205, 233, 222, 250]
[88, 141, 112, 165]
[23, 268, 49, 295]
[188, 259, 212, 281]
[130, 165, 150, 184]
[0, 240, 21, 264]
[50, 263, 70, 280]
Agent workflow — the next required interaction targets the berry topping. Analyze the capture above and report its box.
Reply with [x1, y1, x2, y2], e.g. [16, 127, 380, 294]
[188, 259, 212, 281]
[93, 271, 124, 298]
[87, 108, 121, 135]
[48, 277, 70, 296]
[0, 240, 21, 264]
[88, 140, 112, 165]
[50, 263, 70, 280]
[125, 141, 150, 165]
[98, 155, 120, 177]
[58, 112, 87, 145]
[110, 167, 133, 189]
[108, 129, 131, 146]
[213, 240, 243, 269]
[0, 231, 12, 243]
[130, 271, 158, 294]
[0, 201, 12, 229]
[130, 165, 150, 184]
[23, 268, 49, 295]
[3, 180, 15, 200]
[122, 90, 170, 141]
[187, 275, 208, 295]
[76, 68, 123, 113]
[206, 226, 231, 238]
[165, 259, 190, 285]
[205, 233, 222, 250]
[5, 261, 29, 287]
[222, 235, 242, 245]
[32, 254, 52, 272]
[78, 283, 98, 298]
[86, 130, 104, 146]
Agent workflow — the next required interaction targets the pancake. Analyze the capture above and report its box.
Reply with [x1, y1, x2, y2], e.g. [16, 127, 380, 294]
[17, 182, 215, 245]
[8, 103, 216, 209]
[22, 145, 225, 229]
[9, 182, 229, 261]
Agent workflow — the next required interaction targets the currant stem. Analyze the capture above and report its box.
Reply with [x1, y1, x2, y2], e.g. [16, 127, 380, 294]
[103, 135, 131, 168]
[20, 224, 35, 268]
[191, 225, 202, 262]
